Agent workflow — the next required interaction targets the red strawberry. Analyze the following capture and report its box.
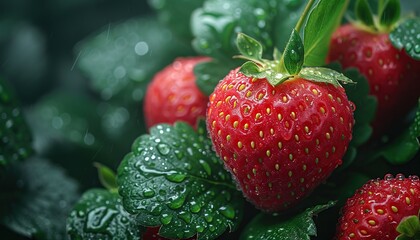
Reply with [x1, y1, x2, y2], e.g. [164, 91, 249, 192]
[206, 68, 354, 212]
[142, 227, 196, 240]
[328, 24, 420, 136]
[144, 57, 210, 129]
[335, 174, 420, 240]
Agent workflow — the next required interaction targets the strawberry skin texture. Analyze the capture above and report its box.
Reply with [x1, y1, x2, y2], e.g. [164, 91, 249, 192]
[206, 68, 354, 212]
[144, 57, 210, 129]
[335, 174, 420, 240]
[328, 24, 420, 135]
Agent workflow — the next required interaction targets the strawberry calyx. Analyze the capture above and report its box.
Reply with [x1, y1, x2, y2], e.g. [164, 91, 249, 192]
[353, 0, 401, 34]
[235, 32, 353, 87]
[234, 0, 353, 87]
[396, 211, 420, 240]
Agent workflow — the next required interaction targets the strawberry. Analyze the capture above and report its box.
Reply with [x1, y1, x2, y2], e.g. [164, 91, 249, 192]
[143, 57, 210, 129]
[327, 1, 420, 136]
[207, 67, 354, 212]
[335, 174, 420, 240]
[142, 227, 196, 240]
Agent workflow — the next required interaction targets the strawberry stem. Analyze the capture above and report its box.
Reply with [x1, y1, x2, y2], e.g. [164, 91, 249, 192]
[295, 0, 316, 33]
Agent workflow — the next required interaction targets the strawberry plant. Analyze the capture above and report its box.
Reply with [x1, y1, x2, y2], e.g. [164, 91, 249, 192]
[0, 0, 419, 240]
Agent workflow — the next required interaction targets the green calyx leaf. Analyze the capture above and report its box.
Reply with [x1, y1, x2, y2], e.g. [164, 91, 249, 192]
[355, 0, 375, 27]
[117, 121, 244, 240]
[240, 201, 336, 240]
[298, 67, 354, 87]
[282, 29, 304, 75]
[67, 189, 143, 240]
[94, 163, 118, 192]
[236, 33, 264, 64]
[379, 0, 401, 29]
[396, 212, 420, 240]
[303, 0, 348, 67]
[390, 18, 420, 60]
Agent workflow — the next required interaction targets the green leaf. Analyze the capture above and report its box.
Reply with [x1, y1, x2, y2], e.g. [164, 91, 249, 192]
[390, 18, 420, 60]
[304, 0, 348, 66]
[76, 17, 194, 103]
[0, 78, 34, 167]
[379, 0, 401, 28]
[396, 213, 420, 240]
[67, 189, 144, 240]
[299, 67, 354, 86]
[240, 202, 336, 240]
[94, 163, 118, 192]
[117, 121, 244, 240]
[283, 29, 304, 75]
[236, 33, 264, 62]
[355, 0, 375, 27]
[194, 60, 239, 96]
[0, 158, 79, 239]
[148, 0, 205, 40]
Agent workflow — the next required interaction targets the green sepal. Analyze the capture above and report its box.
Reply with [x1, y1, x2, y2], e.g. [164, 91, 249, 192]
[379, 0, 401, 29]
[355, 0, 375, 27]
[239, 62, 268, 79]
[67, 189, 144, 240]
[240, 201, 336, 240]
[298, 67, 354, 87]
[390, 18, 420, 60]
[239, 61, 291, 86]
[283, 29, 304, 75]
[94, 162, 118, 192]
[396, 212, 420, 240]
[236, 33, 264, 64]
[117, 121, 244, 240]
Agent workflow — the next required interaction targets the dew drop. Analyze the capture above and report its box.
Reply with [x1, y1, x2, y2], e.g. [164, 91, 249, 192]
[384, 174, 394, 180]
[199, 159, 212, 176]
[157, 143, 171, 155]
[204, 213, 213, 223]
[196, 225, 205, 233]
[189, 201, 201, 213]
[86, 207, 118, 231]
[178, 211, 192, 224]
[166, 173, 187, 183]
[168, 194, 187, 209]
[219, 205, 235, 220]
[143, 188, 155, 198]
[160, 213, 173, 225]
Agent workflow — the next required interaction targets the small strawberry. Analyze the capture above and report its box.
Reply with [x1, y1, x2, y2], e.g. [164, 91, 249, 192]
[142, 227, 196, 240]
[335, 174, 420, 240]
[143, 57, 210, 129]
[206, 31, 355, 212]
[327, 0, 420, 136]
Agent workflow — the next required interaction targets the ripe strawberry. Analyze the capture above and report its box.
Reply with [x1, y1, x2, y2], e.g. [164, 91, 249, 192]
[142, 227, 196, 240]
[335, 174, 420, 240]
[327, 5, 420, 136]
[206, 67, 354, 212]
[143, 57, 210, 129]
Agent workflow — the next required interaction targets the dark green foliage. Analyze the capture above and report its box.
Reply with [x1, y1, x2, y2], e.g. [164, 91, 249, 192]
[0, 158, 79, 239]
[117, 121, 244, 240]
[67, 189, 143, 240]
